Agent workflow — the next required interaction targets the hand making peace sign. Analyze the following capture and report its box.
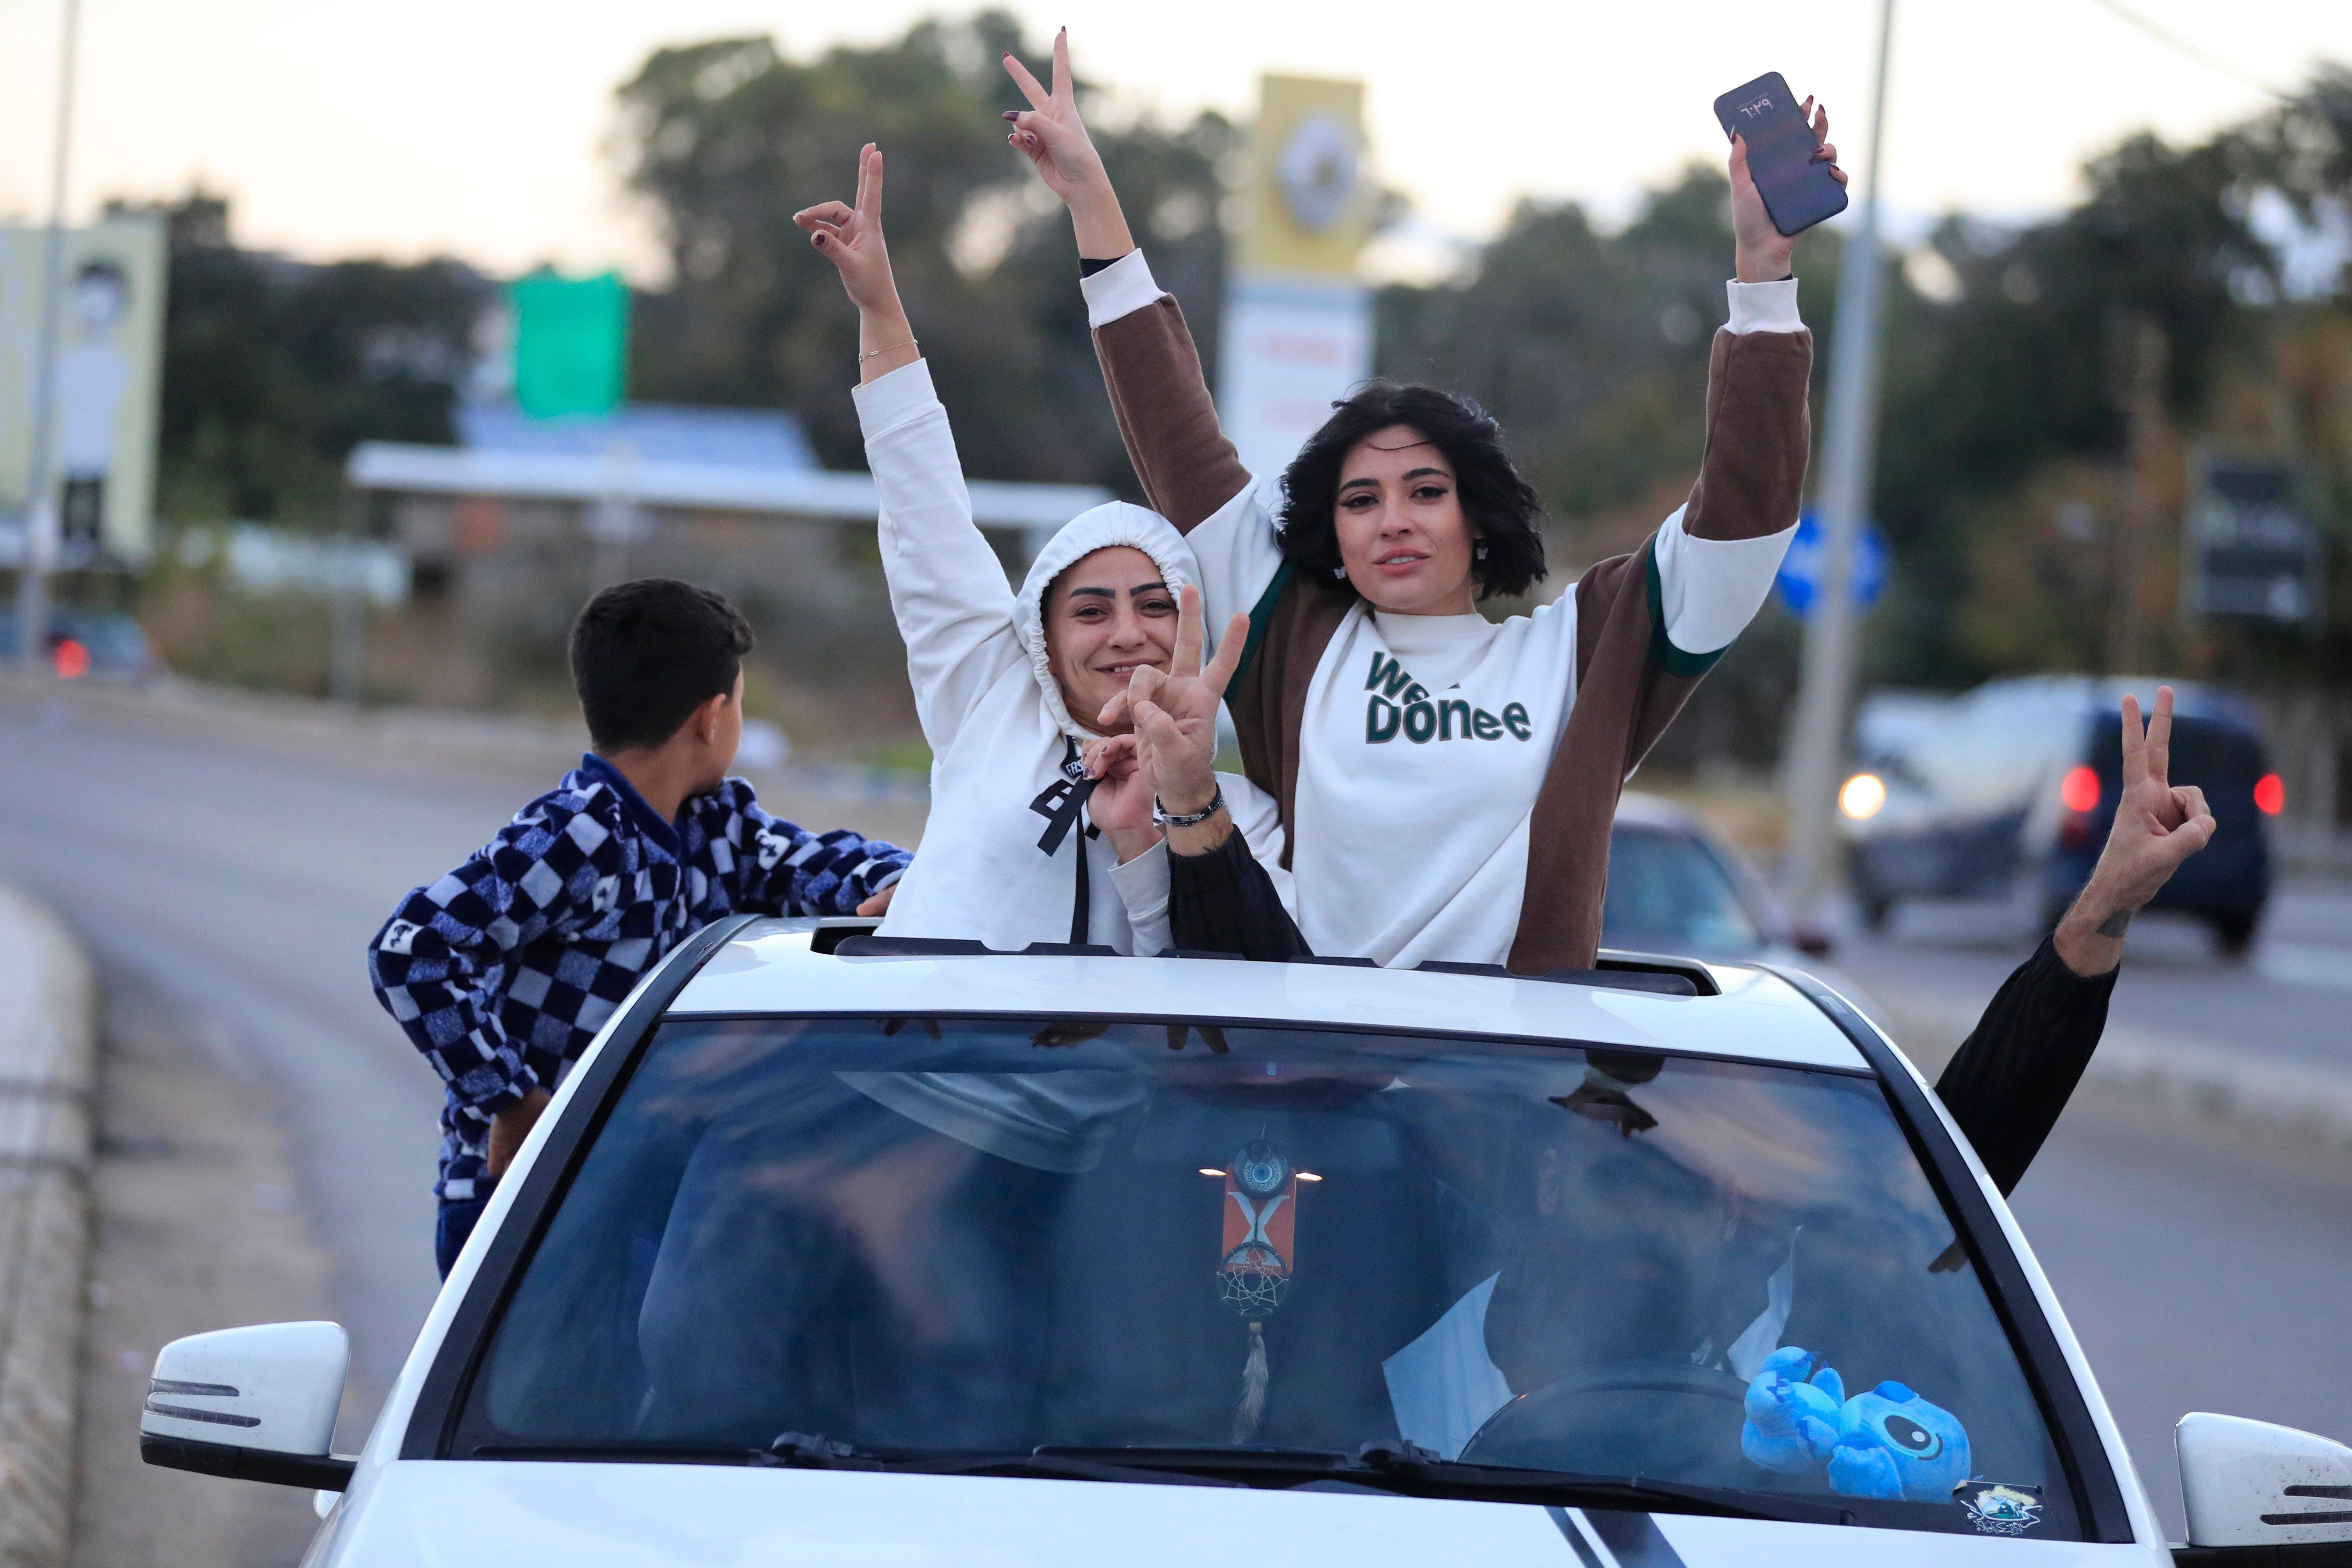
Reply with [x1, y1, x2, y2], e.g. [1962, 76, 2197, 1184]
[793, 143, 922, 381]
[1116, 587, 1250, 838]
[793, 143, 896, 310]
[1002, 31, 1136, 259]
[2054, 685, 2218, 974]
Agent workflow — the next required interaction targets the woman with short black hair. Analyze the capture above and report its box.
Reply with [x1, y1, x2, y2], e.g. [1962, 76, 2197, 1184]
[1004, 33, 1839, 970]
[1276, 382, 1548, 603]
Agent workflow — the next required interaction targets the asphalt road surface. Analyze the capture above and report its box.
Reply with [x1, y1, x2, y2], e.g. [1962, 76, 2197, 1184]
[6, 687, 2346, 1542]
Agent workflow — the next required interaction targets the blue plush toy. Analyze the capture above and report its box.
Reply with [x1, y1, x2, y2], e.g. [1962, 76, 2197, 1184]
[1741, 1348, 1972, 1504]
[1741, 1346, 1844, 1474]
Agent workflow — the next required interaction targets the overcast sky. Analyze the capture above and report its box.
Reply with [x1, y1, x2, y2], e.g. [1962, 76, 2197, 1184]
[0, 0, 2339, 281]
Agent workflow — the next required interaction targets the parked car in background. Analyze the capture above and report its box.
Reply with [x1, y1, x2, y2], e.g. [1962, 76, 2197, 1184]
[1838, 678, 2277, 950]
[1606, 792, 1831, 965]
[138, 917, 2352, 1564]
[0, 606, 157, 680]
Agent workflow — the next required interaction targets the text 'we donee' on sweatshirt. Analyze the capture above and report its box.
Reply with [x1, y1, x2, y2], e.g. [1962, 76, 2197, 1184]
[853, 357, 1294, 954]
[1083, 250, 1813, 973]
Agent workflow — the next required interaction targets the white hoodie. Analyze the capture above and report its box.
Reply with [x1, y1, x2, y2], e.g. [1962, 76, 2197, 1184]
[855, 359, 1293, 953]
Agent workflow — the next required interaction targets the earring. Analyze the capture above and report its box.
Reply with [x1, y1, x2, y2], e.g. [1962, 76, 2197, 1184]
[1331, 565, 1349, 580]
[1474, 542, 1490, 562]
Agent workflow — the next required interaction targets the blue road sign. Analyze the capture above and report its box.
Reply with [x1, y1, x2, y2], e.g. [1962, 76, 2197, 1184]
[1775, 510, 1887, 619]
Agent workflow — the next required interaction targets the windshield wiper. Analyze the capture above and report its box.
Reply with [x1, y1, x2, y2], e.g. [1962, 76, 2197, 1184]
[765, 1435, 1848, 1522]
[1347, 1444, 1853, 1525]
[758, 1433, 1240, 1488]
[1036, 1443, 1844, 1523]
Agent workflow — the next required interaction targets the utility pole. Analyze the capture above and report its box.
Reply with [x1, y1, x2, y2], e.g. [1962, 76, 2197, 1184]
[1781, 0, 1896, 922]
[2108, 315, 2166, 674]
[329, 488, 367, 704]
[15, 0, 81, 669]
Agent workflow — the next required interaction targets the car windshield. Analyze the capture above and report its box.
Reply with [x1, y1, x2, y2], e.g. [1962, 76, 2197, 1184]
[1602, 826, 1766, 955]
[458, 1016, 2079, 1538]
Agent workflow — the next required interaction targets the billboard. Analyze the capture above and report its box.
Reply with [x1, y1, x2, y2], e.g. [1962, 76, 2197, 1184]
[0, 214, 167, 564]
[2182, 455, 2325, 631]
[1217, 76, 1375, 481]
[510, 269, 629, 420]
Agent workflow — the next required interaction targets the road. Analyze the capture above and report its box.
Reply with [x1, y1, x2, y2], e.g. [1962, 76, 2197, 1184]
[6, 685, 2348, 1544]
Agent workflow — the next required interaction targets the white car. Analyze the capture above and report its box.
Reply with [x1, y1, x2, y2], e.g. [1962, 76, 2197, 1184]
[142, 918, 2352, 1565]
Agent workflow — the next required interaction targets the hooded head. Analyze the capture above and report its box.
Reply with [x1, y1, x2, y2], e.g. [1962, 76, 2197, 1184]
[1014, 502, 1200, 741]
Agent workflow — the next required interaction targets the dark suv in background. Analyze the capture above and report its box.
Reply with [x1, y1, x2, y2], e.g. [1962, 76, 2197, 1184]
[1841, 677, 2278, 951]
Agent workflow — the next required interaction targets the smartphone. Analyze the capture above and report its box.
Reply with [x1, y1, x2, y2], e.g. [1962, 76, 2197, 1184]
[1713, 72, 1847, 237]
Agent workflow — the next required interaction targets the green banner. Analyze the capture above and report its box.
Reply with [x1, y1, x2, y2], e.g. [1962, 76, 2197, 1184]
[511, 269, 628, 419]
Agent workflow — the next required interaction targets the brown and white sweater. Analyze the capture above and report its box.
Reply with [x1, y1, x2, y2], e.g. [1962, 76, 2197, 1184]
[1084, 251, 1813, 973]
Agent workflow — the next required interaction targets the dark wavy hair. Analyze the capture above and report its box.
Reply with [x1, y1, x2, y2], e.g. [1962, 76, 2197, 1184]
[1275, 382, 1546, 601]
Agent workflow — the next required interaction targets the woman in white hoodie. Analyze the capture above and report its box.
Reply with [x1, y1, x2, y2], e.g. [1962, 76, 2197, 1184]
[794, 144, 1289, 954]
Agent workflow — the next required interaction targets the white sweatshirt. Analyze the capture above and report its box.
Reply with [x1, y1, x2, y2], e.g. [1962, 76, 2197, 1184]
[1079, 255, 1803, 968]
[854, 359, 1293, 953]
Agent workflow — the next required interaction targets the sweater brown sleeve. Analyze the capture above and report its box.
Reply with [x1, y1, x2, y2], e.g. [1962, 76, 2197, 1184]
[1091, 294, 1253, 531]
[1510, 325, 1814, 976]
[1682, 326, 1815, 542]
[1571, 326, 1817, 690]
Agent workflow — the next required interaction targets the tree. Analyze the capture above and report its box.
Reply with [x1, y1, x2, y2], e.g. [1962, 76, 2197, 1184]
[121, 190, 487, 528]
[616, 14, 1233, 494]
[1871, 66, 2350, 684]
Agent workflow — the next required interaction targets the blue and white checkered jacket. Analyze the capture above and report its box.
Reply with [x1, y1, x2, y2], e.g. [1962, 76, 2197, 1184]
[368, 754, 909, 1198]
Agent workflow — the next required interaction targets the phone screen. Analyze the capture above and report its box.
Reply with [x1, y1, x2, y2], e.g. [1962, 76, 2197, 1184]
[1713, 72, 1848, 237]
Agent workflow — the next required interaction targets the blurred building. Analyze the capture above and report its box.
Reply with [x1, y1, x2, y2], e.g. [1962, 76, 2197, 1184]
[343, 402, 1111, 700]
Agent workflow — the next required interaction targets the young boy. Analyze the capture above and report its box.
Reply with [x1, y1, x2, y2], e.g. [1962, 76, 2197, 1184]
[368, 578, 911, 1276]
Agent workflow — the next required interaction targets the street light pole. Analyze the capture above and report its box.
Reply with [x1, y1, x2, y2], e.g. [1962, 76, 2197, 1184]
[1782, 0, 1896, 920]
[15, 0, 81, 670]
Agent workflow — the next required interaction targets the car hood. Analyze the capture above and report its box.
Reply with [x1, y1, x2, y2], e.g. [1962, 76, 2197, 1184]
[313, 1461, 2154, 1566]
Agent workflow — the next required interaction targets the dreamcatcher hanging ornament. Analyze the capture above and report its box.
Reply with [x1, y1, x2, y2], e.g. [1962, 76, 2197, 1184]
[1217, 1140, 1299, 1441]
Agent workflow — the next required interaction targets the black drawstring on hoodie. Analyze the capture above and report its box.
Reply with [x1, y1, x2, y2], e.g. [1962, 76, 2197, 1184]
[1028, 737, 1097, 944]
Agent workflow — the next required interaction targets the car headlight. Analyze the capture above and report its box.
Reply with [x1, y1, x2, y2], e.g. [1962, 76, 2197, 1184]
[1839, 773, 1887, 821]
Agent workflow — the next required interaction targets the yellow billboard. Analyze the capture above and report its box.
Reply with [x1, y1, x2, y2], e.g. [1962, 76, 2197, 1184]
[1238, 75, 1371, 280]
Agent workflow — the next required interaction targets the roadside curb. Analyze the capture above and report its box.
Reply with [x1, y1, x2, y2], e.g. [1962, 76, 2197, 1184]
[2084, 1024, 2352, 1149]
[0, 884, 95, 1568]
[1878, 980, 2352, 1150]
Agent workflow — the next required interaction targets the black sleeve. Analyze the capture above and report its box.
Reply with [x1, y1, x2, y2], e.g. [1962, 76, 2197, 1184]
[1931, 935, 2118, 1196]
[1167, 830, 1313, 961]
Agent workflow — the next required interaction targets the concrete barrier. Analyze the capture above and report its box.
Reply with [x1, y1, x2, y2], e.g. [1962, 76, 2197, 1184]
[0, 885, 95, 1568]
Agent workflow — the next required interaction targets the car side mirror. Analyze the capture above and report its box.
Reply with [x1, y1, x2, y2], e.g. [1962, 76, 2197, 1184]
[139, 1321, 357, 1490]
[1791, 922, 1834, 958]
[2180, 1412, 2352, 1552]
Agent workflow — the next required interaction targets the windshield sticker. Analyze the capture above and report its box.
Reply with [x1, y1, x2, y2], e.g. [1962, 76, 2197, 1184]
[1218, 1141, 1300, 1442]
[1956, 1482, 2045, 1535]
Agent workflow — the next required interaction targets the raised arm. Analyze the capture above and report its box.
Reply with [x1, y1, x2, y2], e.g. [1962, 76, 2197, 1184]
[794, 142, 920, 385]
[1003, 33, 1250, 531]
[1566, 99, 1837, 737]
[1646, 102, 1842, 627]
[797, 147, 1023, 752]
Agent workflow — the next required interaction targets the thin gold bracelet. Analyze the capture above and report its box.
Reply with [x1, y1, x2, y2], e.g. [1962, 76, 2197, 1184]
[858, 339, 917, 363]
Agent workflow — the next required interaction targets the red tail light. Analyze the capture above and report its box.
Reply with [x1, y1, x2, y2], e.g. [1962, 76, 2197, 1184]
[52, 638, 89, 680]
[2255, 773, 2284, 816]
[2060, 765, 2100, 814]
